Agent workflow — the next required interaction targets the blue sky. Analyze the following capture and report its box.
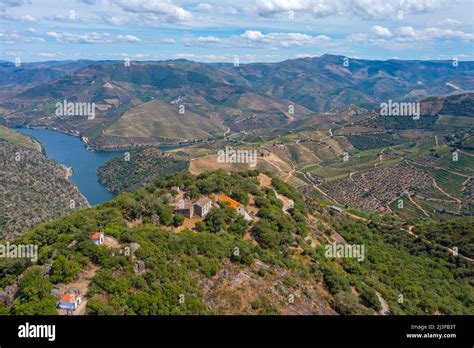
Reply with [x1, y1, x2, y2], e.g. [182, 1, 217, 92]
[0, 0, 473, 63]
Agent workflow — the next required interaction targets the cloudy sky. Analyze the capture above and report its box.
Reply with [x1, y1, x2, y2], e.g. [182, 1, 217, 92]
[0, 0, 473, 63]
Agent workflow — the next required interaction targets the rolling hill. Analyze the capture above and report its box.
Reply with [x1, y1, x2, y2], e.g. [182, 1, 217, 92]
[420, 93, 474, 117]
[1, 55, 472, 150]
[0, 170, 471, 315]
[0, 127, 89, 239]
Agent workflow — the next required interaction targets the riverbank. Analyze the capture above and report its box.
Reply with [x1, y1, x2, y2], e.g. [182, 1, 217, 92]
[15, 127, 122, 206]
[15, 125, 194, 152]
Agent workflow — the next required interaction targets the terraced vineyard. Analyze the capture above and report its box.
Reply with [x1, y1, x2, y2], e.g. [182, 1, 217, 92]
[413, 196, 460, 217]
[389, 195, 428, 221]
[435, 152, 474, 176]
[430, 168, 466, 198]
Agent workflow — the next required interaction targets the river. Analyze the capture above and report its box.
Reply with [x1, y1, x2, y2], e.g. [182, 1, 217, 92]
[16, 128, 124, 206]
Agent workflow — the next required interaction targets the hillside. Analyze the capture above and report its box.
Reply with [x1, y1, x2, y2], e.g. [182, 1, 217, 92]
[420, 93, 474, 117]
[104, 99, 226, 141]
[0, 126, 42, 152]
[0, 170, 471, 315]
[1, 56, 472, 150]
[0, 128, 88, 239]
[97, 147, 189, 194]
[0, 60, 93, 86]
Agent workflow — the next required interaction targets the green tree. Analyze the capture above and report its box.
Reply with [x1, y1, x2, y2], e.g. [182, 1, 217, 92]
[12, 267, 57, 315]
[158, 204, 174, 225]
[228, 215, 248, 237]
[50, 255, 82, 283]
[172, 214, 185, 227]
[252, 219, 281, 248]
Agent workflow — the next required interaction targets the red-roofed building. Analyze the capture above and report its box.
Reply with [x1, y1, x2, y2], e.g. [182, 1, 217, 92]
[216, 194, 239, 209]
[91, 231, 104, 245]
[216, 194, 252, 221]
[58, 293, 81, 311]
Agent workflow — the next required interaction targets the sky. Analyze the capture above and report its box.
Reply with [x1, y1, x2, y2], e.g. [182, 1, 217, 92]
[0, 0, 473, 63]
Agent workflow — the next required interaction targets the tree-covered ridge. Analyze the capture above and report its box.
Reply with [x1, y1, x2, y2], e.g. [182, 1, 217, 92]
[413, 217, 474, 259]
[97, 147, 189, 194]
[0, 137, 88, 240]
[0, 170, 472, 315]
[0, 126, 42, 152]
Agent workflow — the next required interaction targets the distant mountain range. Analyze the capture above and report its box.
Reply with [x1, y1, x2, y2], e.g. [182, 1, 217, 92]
[0, 60, 93, 86]
[0, 55, 472, 149]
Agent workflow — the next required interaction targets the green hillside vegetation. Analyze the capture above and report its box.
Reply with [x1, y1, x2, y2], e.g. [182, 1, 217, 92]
[97, 147, 189, 194]
[325, 215, 473, 315]
[413, 217, 474, 259]
[0, 126, 41, 152]
[0, 134, 88, 240]
[3, 58, 472, 151]
[421, 93, 474, 117]
[0, 170, 471, 315]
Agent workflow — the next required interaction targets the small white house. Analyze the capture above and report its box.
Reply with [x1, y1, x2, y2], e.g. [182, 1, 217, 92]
[91, 231, 104, 245]
[237, 206, 253, 222]
[194, 197, 212, 218]
[58, 294, 81, 311]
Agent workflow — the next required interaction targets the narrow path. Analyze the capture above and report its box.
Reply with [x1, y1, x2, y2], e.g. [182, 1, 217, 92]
[57, 264, 98, 316]
[432, 178, 462, 203]
[406, 194, 430, 217]
[376, 291, 390, 315]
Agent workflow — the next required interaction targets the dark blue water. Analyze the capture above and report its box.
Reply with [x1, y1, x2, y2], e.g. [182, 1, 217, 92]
[16, 128, 123, 206]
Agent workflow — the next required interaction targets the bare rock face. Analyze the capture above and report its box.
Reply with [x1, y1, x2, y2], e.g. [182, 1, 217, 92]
[201, 259, 336, 315]
[0, 283, 19, 307]
[133, 260, 146, 275]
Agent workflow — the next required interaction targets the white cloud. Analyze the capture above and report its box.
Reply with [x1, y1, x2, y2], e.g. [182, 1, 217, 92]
[257, 0, 313, 14]
[254, 0, 447, 19]
[420, 27, 474, 40]
[197, 35, 221, 43]
[196, 3, 213, 11]
[348, 24, 474, 50]
[295, 53, 317, 58]
[116, 34, 141, 42]
[195, 3, 238, 15]
[396, 26, 417, 37]
[437, 18, 462, 26]
[400, 0, 445, 14]
[396, 26, 474, 40]
[241, 30, 265, 41]
[0, 30, 44, 43]
[347, 33, 369, 42]
[111, 0, 193, 22]
[161, 38, 176, 44]
[0, 13, 36, 22]
[184, 35, 223, 46]
[240, 30, 330, 47]
[20, 14, 35, 22]
[37, 52, 66, 58]
[371, 25, 393, 37]
[350, 0, 397, 19]
[46, 31, 141, 44]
